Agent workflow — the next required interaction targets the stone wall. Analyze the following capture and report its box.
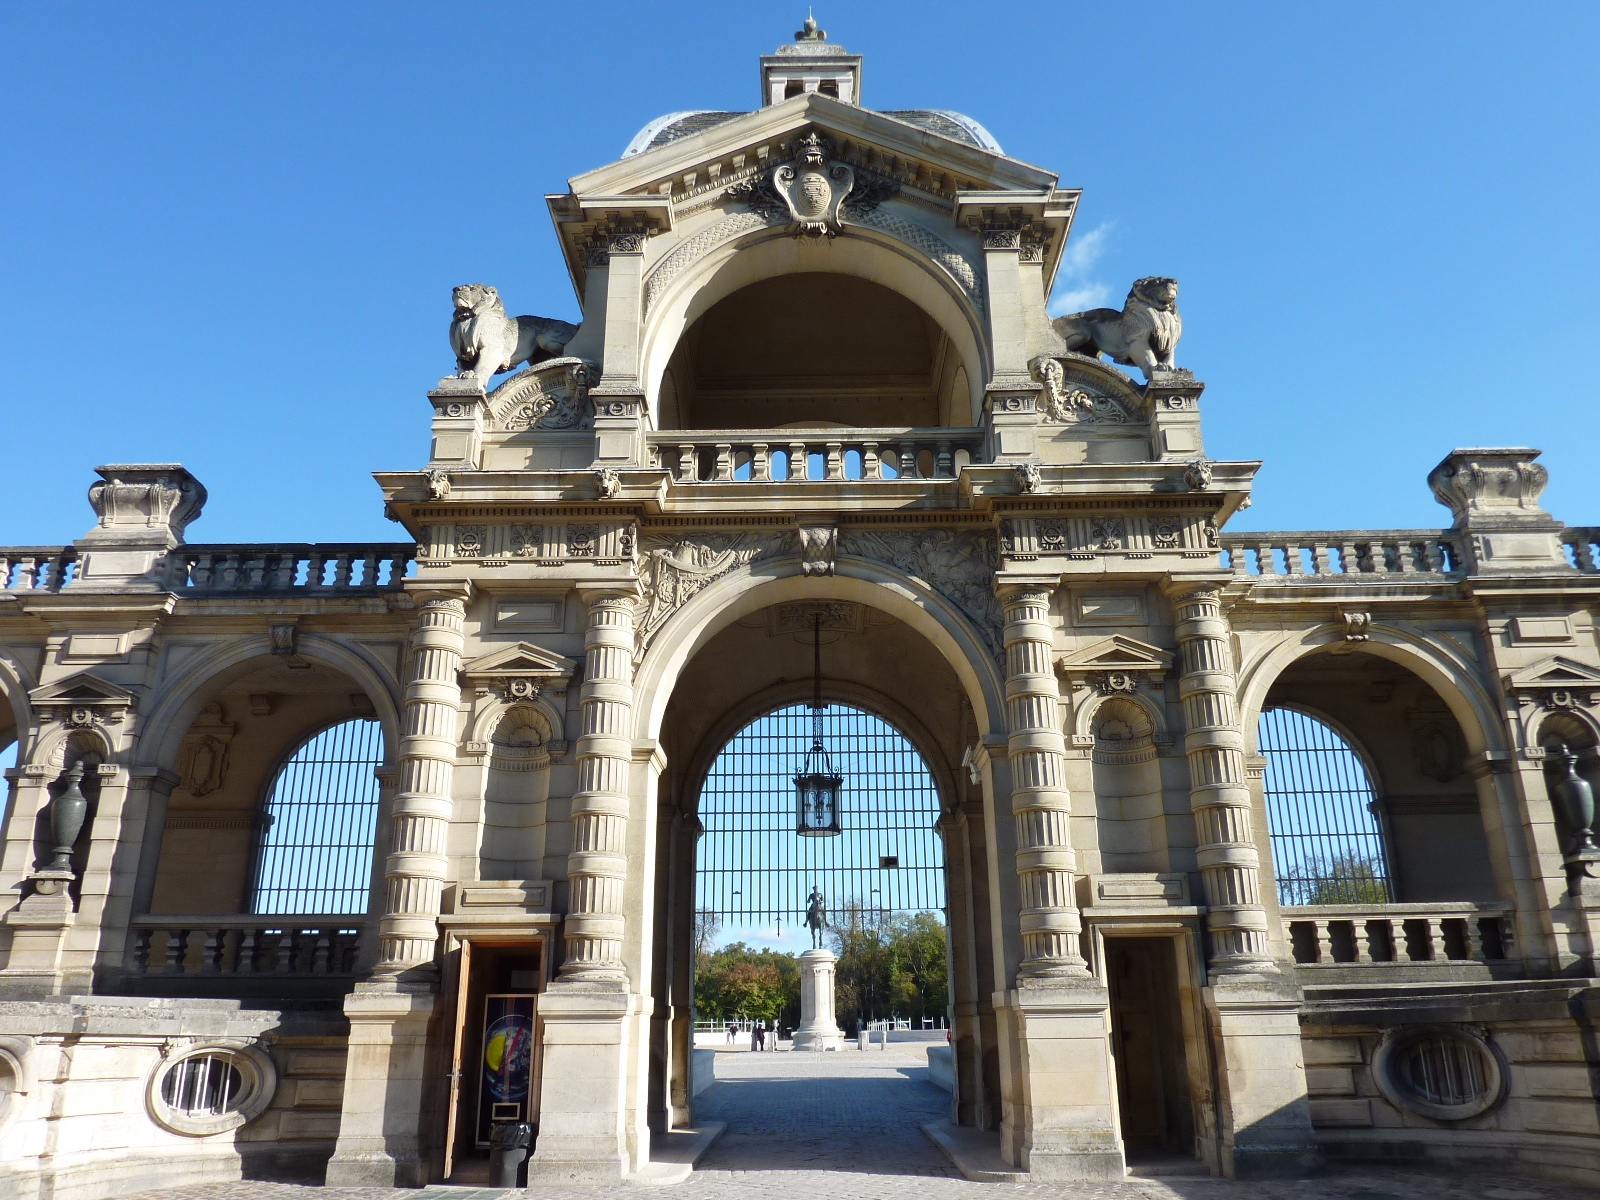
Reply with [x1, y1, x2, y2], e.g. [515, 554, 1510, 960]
[0, 997, 346, 1200]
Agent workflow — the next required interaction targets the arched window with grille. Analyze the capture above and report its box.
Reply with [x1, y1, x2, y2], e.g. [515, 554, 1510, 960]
[251, 719, 384, 915]
[1258, 706, 1393, 905]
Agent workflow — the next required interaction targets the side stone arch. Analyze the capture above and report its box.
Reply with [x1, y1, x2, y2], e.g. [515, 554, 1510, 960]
[632, 556, 1007, 748]
[1236, 621, 1508, 761]
[638, 220, 990, 426]
[0, 646, 38, 757]
[134, 632, 404, 775]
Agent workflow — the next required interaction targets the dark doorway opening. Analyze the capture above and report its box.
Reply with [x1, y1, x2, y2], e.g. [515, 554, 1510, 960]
[442, 939, 546, 1183]
[1105, 937, 1196, 1166]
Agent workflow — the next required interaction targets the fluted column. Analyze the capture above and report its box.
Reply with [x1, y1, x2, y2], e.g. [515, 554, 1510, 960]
[1170, 584, 1274, 974]
[1000, 586, 1087, 979]
[375, 593, 465, 977]
[558, 589, 637, 985]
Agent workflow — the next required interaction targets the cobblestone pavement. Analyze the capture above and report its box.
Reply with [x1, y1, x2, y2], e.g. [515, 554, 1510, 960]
[123, 1044, 1583, 1200]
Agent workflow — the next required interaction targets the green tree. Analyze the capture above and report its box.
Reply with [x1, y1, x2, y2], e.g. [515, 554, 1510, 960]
[830, 903, 949, 1030]
[693, 941, 801, 1026]
[1281, 851, 1392, 905]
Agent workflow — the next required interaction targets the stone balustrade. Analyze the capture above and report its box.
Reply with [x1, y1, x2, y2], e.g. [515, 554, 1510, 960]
[1562, 527, 1600, 572]
[646, 427, 985, 482]
[0, 546, 77, 591]
[128, 915, 366, 977]
[1282, 902, 1514, 966]
[167, 543, 414, 592]
[1219, 530, 1461, 579]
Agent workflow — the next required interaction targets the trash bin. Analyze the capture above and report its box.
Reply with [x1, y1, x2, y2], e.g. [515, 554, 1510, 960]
[488, 1121, 534, 1187]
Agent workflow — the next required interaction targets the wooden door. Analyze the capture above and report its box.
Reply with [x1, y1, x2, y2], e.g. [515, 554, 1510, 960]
[441, 940, 472, 1180]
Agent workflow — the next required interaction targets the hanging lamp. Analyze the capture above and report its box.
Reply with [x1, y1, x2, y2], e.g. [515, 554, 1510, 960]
[794, 613, 843, 836]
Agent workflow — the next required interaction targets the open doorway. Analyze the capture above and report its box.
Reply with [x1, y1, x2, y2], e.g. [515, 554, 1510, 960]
[1105, 937, 1196, 1167]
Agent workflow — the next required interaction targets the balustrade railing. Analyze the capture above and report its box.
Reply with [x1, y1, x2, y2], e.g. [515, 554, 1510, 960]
[128, 915, 366, 977]
[646, 428, 985, 483]
[1563, 527, 1600, 572]
[0, 547, 77, 591]
[1283, 902, 1513, 966]
[168, 543, 414, 592]
[1220, 530, 1460, 579]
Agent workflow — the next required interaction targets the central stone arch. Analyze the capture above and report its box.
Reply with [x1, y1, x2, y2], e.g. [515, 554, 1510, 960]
[639, 225, 991, 429]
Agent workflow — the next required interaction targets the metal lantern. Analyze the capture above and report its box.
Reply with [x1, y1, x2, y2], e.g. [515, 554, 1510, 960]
[794, 614, 843, 837]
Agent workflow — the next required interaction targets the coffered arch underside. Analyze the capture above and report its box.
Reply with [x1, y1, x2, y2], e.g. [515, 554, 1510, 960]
[640, 217, 990, 426]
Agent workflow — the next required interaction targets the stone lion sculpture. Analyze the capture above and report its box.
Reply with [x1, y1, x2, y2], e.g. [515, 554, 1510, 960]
[450, 284, 579, 390]
[1052, 276, 1181, 381]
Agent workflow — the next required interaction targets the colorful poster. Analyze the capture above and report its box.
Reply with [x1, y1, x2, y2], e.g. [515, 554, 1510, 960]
[476, 994, 535, 1144]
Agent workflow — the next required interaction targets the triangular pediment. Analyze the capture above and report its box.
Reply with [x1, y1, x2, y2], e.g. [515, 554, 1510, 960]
[29, 671, 137, 707]
[460, 643, 577, 682]
[570, 94, 1055, 201]
[551, 96, 1077, 299]
[1504, 655, 1600, 691]
[1058, 636, 1174, 676]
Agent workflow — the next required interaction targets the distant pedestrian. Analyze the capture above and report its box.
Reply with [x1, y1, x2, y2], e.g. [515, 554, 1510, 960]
[725, 1022, 735, 1045]
[754, 1024, 766, 1052]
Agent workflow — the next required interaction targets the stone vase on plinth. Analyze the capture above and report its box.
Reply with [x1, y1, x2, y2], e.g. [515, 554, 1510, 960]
[791, 947, 844, 1051]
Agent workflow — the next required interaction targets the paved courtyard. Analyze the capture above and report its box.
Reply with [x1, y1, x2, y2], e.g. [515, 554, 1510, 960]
[124, 1044, 1584, 1200]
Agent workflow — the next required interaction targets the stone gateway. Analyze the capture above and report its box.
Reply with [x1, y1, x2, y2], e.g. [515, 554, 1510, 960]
[1, 23, 1599, 1199]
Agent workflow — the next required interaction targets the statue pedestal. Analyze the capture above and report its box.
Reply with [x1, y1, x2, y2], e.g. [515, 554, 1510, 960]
[792, 948, 843, 1052]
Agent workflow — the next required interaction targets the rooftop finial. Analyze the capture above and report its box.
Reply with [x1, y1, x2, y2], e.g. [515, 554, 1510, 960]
[796, 11, 826, 42]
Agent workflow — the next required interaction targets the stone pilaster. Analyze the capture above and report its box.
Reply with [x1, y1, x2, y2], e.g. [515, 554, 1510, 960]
[327, 592, 463, 1186]
[1169, 584, 1274, 974]
[557, 588, 638, 985]
[1000, 586, 1086, 979]
[375, 592, 466, 978]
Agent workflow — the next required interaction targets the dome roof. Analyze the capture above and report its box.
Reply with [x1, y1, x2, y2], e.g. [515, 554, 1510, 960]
[621, 107, 1002, 159]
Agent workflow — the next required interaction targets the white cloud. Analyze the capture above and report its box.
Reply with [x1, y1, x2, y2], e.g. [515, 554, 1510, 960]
[1048, 284, 1113, 316]
[1060, 221, 1113, 276]
[1047, 221, 1117, 318]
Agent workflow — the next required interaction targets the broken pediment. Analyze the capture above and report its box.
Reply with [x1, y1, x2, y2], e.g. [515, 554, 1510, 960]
[460, 643, 577, 702]
[1058, 636, 1174, 694]
[29, 671, 138, 730]
[1503, 655, 1600, 707]
[29, 672, 137, 709]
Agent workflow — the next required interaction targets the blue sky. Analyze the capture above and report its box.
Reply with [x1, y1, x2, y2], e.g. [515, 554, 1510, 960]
[3, 3, 1597, 545]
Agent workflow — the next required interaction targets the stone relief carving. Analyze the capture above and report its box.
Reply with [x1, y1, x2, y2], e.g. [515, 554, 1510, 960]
[836, 528, 1004, 658]
[449, 283, 578, 390]
[1150, 518, 1181, 549]
[798, 524, 837, 576]
[634, 531, 795, 660]
[490, 358, 593, 432]
[595, 468, 621, 499]
[1184, 459, 1214, 491]
[1014, 462, 1042, 494]
[1428, 448, 1551, 525]
[1052, 276, 1182, 381]
[1031, 357, 1135, 424]
[725, 131, 898, 238]
[177, 702, 234, 797]
[644, 211, 774, 313]
[1091, 517, 1125, 551]
[567, 526, 598, 557]
[425, 469, 451, 501]
[855, 207, 981, 301]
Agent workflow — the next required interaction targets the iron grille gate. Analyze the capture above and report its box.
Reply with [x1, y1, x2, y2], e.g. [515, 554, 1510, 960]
[696, 703, 945, 926]
[1259, 706, 1394, 905]
[252, 718, 384, 915]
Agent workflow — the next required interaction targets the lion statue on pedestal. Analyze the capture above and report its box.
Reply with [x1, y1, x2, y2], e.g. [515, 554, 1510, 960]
[449, 283, 579, 390]
[1052, 276, 1181, 381]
